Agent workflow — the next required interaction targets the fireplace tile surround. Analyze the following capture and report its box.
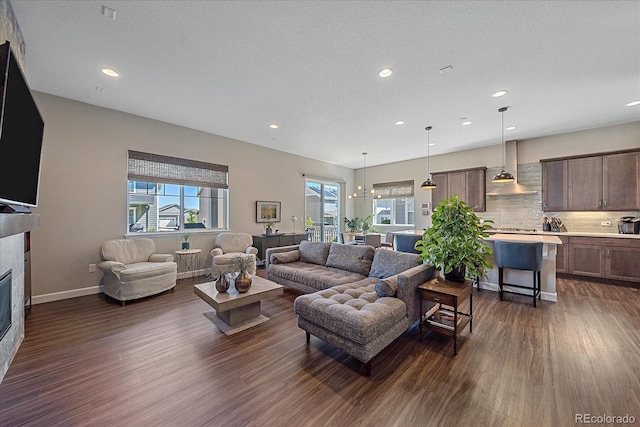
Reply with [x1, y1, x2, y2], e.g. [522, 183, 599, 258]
[0, 213, 38, 383]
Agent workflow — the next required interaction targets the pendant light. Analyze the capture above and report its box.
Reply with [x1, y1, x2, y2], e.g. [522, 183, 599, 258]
[492, 106, 515, 183]
[348, 152, 379, 199]
[420, 126, 437, 189]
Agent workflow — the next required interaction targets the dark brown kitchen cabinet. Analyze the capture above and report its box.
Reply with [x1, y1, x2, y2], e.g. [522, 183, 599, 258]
[568, 236, 640, 283]
[542, 149, 640, 211]
[431, 167, 486, 212]
[541, 159, 568, 211]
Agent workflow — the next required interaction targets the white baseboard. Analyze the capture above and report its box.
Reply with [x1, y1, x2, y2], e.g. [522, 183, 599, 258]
[32, 285, 102, 305]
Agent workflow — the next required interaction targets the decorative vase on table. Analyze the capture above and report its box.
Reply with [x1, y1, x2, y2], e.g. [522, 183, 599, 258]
[215, 274, 229, 293]
[235, 270, 252, 293]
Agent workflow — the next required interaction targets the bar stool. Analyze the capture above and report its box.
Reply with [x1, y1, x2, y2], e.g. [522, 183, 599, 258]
[494, 241, 543, 307]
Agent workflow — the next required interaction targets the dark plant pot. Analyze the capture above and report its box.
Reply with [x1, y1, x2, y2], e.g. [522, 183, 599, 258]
[181, 242, 190, 249]
[265, 227, 272, 235]
[445, 266, 466, 282]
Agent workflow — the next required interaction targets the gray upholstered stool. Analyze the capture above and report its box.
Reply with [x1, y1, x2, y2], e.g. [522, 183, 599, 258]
[494, 241, 543, 307]
[395, 234, 421, 254]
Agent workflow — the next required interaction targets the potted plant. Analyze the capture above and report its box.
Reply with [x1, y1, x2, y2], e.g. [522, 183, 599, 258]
[415, 195, 494, 282]
[360, 213, 376, 234]
[182, 232, 190, 249]
[264, 222, 274, 235]
[344, 217, 361, 232]
[231, 255, 254, 293]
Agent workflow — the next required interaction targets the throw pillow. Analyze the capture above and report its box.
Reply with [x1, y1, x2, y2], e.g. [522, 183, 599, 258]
[369, 249, 420, 279]
[325, 243, 375, 276]
[270, 250, 300, 265]
[298, 241, 332, 265]
[375, 276, 398, 297]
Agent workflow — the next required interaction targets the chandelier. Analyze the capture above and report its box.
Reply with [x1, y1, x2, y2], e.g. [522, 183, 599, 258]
[349, 152, 380, 199]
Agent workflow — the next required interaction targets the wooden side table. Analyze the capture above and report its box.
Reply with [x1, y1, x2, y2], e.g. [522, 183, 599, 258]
[175, 249, 201, 279]
[418, 277, 473, 355]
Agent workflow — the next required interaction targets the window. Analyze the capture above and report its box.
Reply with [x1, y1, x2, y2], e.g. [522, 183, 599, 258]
[127, 151, 228, 233]
[373, 180, 415, 226]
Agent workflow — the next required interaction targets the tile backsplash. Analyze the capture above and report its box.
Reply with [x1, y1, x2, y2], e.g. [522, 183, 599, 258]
[478, 163, 639, 233]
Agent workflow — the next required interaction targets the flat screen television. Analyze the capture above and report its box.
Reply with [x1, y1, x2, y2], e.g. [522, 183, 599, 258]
[0, 41, 45, 210]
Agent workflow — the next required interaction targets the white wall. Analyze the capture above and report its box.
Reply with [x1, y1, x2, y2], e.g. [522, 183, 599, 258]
[30, 93, 354, 299]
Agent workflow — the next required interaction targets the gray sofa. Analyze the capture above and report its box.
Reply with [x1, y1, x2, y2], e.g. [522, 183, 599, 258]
[266, 241, 435, 375]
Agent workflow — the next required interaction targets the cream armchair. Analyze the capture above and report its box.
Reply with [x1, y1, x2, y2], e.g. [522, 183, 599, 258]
[99, 238, 177, 305]
[210, 232, 258, 275]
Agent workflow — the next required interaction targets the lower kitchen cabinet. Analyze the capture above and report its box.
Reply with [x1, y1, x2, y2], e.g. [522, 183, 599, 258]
[567, 237, 640, 283]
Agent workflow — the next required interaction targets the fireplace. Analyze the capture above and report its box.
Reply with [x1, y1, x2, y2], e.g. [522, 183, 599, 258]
[0, 270, 11, 341]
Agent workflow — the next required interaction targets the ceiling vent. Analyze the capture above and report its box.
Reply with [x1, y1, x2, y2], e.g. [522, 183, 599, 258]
[486, 140, 538, 196]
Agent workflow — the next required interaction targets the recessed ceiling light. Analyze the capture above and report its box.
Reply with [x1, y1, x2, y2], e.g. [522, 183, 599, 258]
[101, 68, 119, 77]
[626, 100, 640, 107]
[378, 68, 393, 78]
[395, 120, 405, 126]
[429, 142, 436, 146]
[492, 90, 508, 97]
[506, 126, 516, 131]
[461, 120, 473, 126]
[269, 124, 279, 129]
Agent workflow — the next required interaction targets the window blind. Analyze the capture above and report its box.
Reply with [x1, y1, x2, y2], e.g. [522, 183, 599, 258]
[373, 180, 414, 199]
[128, 150, 228, 189]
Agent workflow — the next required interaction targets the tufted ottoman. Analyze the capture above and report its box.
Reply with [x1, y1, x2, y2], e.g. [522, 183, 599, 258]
[294, 278, 412, 376]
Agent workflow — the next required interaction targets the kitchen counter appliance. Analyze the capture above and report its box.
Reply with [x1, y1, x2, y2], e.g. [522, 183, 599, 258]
[617, 216, 640, 234]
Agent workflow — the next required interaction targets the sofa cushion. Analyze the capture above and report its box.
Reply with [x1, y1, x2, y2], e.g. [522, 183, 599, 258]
[294, 281, 407, 345]
[375, 276, 398, 297]
[268, 262, 367, 290]
[216, 233, 253, 253]
[298, 241, 332, 265]
[118, 262, 177, 282]
[325, 243, 375, 276]
[270, 250, 300, 264]
[369, 249, 420, 279]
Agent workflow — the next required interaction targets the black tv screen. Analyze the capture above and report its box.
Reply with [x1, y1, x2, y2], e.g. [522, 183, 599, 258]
[0, 41, 45, 208]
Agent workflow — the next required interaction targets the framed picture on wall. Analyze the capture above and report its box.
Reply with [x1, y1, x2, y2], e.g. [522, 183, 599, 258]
[256, 201, 281, 223]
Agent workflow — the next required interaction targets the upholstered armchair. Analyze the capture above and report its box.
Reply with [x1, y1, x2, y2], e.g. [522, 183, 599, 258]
[98, 238, 177, 305]
[210, 232, 258, 275]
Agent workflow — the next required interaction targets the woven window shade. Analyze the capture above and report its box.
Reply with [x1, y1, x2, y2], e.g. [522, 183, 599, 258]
[373, 180, 414, 199]
[128, 151, 228, 189]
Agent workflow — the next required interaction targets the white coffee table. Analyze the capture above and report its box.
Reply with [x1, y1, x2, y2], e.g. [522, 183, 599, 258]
[194, 275, 283, 335]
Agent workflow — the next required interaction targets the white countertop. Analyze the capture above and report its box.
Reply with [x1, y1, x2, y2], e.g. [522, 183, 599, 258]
[487, 230, 640, 239]
[485, 233, 563, 245]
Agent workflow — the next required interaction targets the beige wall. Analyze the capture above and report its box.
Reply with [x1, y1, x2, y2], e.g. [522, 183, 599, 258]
[31, 93, 354, 300]
[28, 91, 639, 301]
[358, 121, 640, 230]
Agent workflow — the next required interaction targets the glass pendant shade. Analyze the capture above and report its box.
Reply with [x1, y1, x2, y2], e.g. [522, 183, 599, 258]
[492, 106, 515, 183]
[422, 126, 436, 190]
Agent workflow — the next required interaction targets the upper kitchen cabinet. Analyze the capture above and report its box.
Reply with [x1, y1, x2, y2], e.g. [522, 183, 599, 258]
[431, 167, 486, 212]
[541, 159, 568, 211]
[541, 149, 639, 211]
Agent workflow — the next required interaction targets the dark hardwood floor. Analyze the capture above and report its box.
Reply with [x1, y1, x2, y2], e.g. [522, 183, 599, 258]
[1, 271, 638, 426]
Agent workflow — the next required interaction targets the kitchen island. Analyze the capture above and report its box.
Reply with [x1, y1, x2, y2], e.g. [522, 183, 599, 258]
[480, 233, 563, 302]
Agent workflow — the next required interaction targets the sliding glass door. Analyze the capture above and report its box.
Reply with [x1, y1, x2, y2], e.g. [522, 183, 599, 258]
[305, 180, 340, 242]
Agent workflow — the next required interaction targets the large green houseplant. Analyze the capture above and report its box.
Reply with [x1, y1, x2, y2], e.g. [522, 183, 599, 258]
[415, 195, 494, 282]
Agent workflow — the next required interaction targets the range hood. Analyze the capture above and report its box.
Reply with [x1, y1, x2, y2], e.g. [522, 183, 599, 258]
[486, 140, 538, 196]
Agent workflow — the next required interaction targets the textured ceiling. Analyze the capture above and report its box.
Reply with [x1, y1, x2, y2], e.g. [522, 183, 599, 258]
[9, 0, 640, 169]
